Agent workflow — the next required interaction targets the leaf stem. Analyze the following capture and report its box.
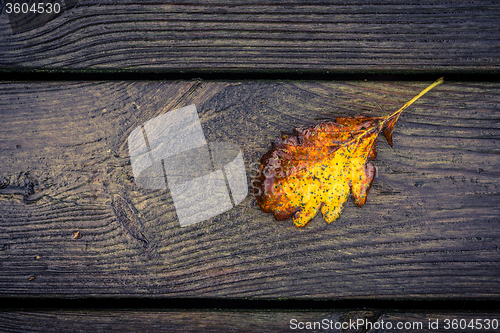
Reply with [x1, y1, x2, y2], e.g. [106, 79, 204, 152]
[353, 78, 444, 152]
[388, 77, 444, 119]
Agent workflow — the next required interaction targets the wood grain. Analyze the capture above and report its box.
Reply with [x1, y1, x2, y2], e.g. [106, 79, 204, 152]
[0, 1, 499, 72]
[0, 310, 381, 333]
[0, 80, 499, 299]
[0, 310, 498, 332]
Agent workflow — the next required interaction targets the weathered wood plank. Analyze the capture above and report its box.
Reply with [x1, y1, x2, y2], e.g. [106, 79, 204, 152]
[0, 310, 499, 332]
[0, 1, 499, 72]
[0, 80, 499, 299]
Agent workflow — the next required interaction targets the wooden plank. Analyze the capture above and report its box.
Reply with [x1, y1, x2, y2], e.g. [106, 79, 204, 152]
[0, 1, 499, 73]
[0, 80, 499, 299]
[0, 310, 499, 332]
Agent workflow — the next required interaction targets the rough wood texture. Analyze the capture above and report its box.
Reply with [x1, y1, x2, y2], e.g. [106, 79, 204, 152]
[0, 1, 499, 72]
[0, 310, 499, 332]
[0, 80, 499, 299]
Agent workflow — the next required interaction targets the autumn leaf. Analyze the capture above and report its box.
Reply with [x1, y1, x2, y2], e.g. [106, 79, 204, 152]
[253, 78, 444, 227]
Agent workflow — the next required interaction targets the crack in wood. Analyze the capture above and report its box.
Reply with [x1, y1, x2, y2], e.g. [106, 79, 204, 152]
[111, 194, 148, 247]
[0, 172, 44, 203]
[169, 80, 204, 112]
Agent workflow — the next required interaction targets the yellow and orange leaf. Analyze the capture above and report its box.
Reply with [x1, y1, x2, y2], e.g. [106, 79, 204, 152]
[253, 78, 444, 227]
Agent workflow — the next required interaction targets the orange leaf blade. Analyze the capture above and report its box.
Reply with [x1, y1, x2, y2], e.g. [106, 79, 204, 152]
[254, 78, 443, 227]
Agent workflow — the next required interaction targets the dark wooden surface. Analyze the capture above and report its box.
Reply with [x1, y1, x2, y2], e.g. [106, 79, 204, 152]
[2, 1, 500, 330]
[0, 0, 499, 73]
[0, 309, 499, 332]
[1, 79, 499, 299]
